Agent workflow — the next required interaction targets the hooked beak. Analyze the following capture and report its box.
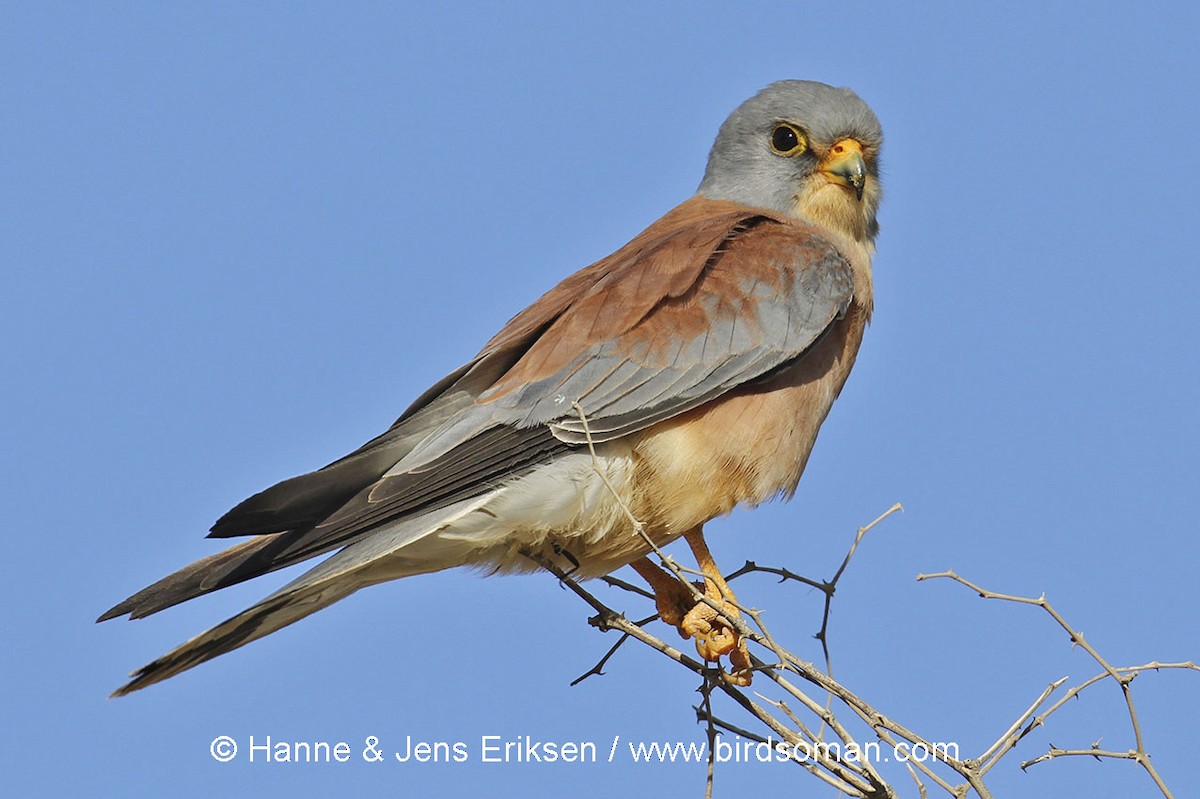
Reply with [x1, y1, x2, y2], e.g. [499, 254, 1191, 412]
[819, 138, 867, 201]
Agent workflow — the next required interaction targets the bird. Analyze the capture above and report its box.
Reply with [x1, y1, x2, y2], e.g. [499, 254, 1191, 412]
[100, 79, 883, 696]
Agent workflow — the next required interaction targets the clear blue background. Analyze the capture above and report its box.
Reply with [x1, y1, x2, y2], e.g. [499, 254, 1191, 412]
[5, 2, 1197, 796]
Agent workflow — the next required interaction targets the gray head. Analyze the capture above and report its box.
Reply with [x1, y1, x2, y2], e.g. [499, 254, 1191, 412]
[697, 80, 883, 243]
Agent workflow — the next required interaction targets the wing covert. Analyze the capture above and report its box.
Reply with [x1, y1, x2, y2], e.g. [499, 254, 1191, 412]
[482, 211, 855, 444]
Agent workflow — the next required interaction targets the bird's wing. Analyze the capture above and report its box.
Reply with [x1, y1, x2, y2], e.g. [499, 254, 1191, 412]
[100, 196, 855, 621]
[398, 195, 855, 461]
[299, 197, 855, 548]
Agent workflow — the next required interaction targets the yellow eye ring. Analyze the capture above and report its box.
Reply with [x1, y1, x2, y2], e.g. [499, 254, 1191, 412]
[769, 123, 807, 156]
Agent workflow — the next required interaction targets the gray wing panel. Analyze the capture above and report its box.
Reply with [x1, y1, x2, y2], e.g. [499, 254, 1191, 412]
[394, 226, 854, 472]
[504, 234, 854, 441]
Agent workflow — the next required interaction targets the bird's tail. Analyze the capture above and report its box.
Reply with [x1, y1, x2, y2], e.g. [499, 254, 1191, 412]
[97, 534, 302, 623]
[109, 574, 363, 698]
[107, 495, 491, 697]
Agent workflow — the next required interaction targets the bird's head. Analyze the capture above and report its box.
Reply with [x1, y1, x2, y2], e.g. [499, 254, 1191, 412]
[697, 80, 882, 246]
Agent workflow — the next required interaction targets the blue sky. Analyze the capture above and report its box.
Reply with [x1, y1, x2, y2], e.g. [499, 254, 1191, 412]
[5, 2, 1198, 796]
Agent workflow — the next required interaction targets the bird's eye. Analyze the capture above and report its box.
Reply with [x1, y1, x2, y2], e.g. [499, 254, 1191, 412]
[770, 124, 807, 155]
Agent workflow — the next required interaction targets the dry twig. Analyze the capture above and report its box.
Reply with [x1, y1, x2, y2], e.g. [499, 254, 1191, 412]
[539, 403, 1194, 797]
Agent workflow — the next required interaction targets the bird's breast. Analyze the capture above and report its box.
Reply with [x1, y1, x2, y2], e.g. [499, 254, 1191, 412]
[627, 300, 869, 535]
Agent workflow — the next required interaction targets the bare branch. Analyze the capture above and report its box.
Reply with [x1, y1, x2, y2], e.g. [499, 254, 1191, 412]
[975, 676, 1068, 773]
[549, 403, 1193, 797]
[601, 575, 655, 599]
[918, 570, 1190, 798]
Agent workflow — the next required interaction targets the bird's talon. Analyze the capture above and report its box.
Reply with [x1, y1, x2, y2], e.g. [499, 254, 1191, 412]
[722, 666, 753, 687]
[690, 625, 752, 685]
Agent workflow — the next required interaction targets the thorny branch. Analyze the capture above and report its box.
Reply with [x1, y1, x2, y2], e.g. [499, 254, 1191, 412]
[542, 538, 1196, 798]
[546, 403, 1196, 797]
[916, 571, 1199, 796]
[540, 407, 1195, 791]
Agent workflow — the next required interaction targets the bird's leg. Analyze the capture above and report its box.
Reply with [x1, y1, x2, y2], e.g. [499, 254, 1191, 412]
[551, 542, 582, 580]
[629, 557, 704, 631]
[629, 527, 752, 685]
[682, 527, 751, 684]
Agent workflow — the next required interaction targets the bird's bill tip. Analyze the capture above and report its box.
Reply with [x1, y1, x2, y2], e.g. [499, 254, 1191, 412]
[819, 138, 867, 200]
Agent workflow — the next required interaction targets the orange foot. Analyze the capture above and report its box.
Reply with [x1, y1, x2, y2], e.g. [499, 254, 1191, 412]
[631, 528, 752, 685]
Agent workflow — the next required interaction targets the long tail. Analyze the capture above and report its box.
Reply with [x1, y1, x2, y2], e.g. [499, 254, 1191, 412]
[110, 574, 363, 698]
[97, 534, 302, 623]
[107, 496, 489, 697]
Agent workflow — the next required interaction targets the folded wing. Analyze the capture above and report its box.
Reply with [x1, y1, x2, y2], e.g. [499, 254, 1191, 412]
[100, 196, 854, 623]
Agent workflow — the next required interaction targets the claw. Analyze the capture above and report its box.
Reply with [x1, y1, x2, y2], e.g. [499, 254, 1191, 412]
[679, 589, 752, 685]
[629, 527, 754, 685]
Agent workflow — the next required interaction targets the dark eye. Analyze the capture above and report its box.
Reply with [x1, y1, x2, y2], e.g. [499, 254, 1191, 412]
[770, 124, 807, 155]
